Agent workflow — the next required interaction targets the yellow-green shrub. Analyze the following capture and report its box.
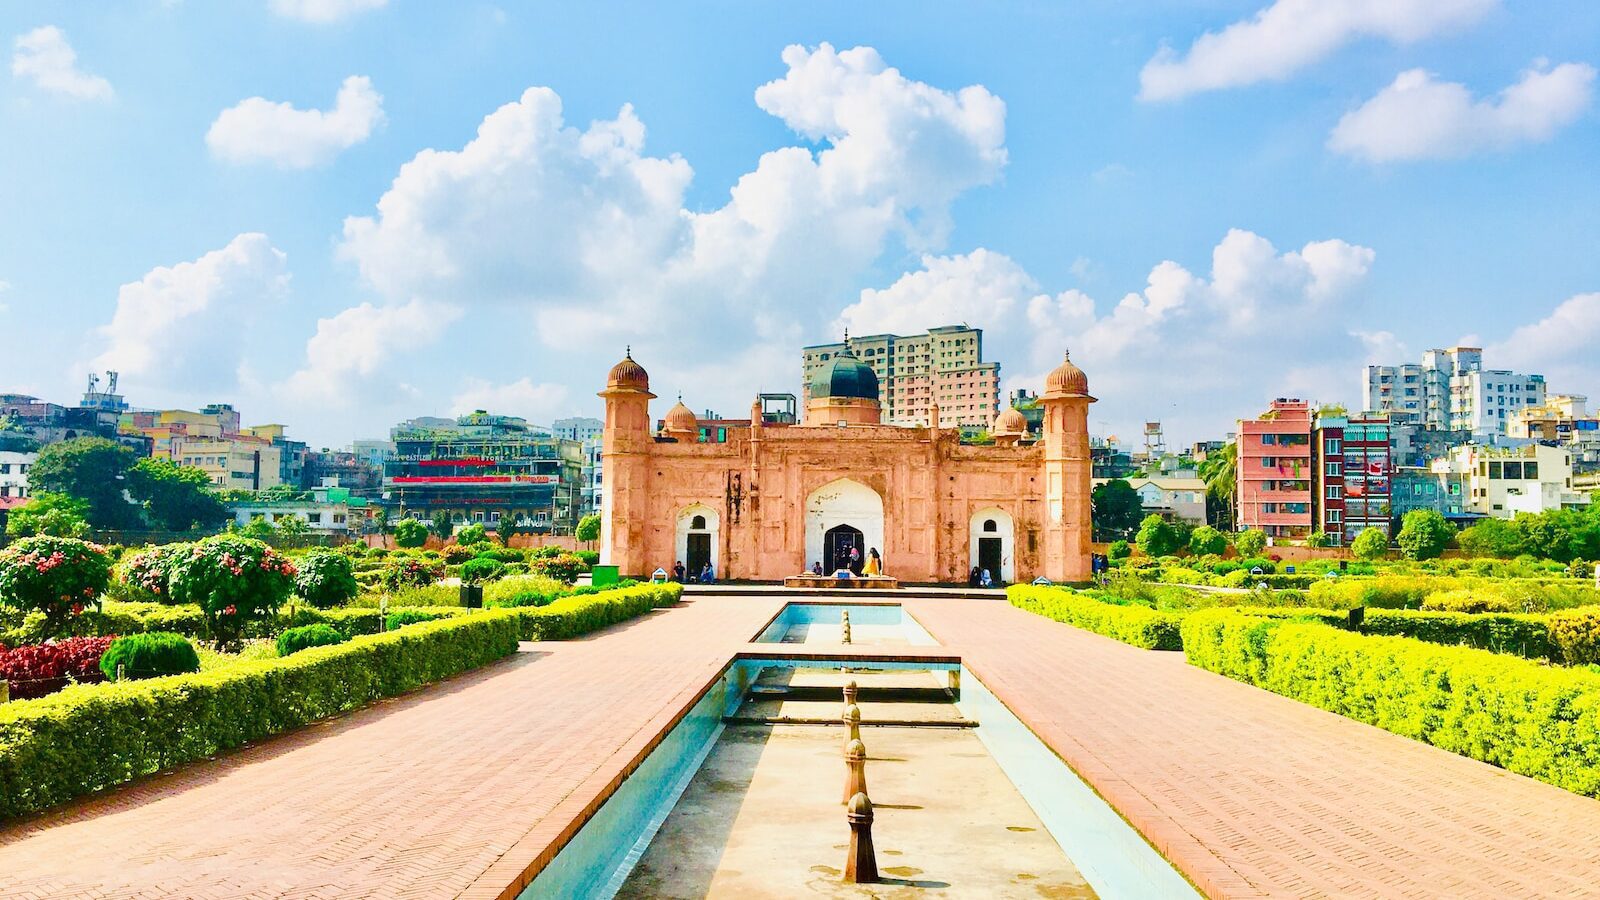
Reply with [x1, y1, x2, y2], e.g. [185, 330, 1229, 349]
[1548, 609, 1600, 665]
[506, 582, 681, 641]
[1008, 585, 1182, 650]
[1181, 610, 1600, 797]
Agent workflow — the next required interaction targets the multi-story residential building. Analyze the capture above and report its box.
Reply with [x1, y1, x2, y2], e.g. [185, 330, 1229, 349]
[1091, 438, 1135, 479]
[1366, 347, 1545, 435]
[0, 449, 36, 504]
[1391, 467, 1470, 524]
[551, 417, 603, 443]
[241, 424, 306, 488]
[302, 449, 383, 496]
[1431, 443, 1586, 518]
[384, 411, 582, 533]
[1509, 394, 1600, 471]
[802, 325, 1000, 429]
[173, 438, 283, 491]
[1236, 399, 1314, 541]
[581, 437, 602, 518]
[1313, 414, 1393, 545]
[1094, 475, 1207, 525]
[228, 480, 370, 534]
[2, 388, 150, 454]
[1379, 409, 1471, 469]
[351, 439, 397, 470]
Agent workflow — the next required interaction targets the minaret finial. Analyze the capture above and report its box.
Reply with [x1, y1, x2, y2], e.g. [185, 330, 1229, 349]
[625, 344, 632, 358]
[1064, 348, 1071, 362]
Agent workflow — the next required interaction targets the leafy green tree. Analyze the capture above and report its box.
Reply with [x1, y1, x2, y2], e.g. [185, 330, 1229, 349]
[1397, 509, 1453, 561]
[274, 515, 310, 537]
[392, 517, 428, 548]
[1188, 525, 1227, 556]
[1233, 528, 1266, 556]
[1197, 444, 1236, 530]
[294, 551, 359, 608]
[1513, 510, 1585, 563]
[1091, 479, 1144, 541]
[1135, 514, 1181, 557]
[5, 492, 90, 538]
[1107, 538, 1131, 561]
[456, 522, 488, 546]
[1306, 530, 1332, 548]
[1351, 526, 1389, 560]
[28, 437, 140, 528]
[167, 535, 295, 648]
[372, 506, 391, 536]
[127, 457, 227, 532]
[430, 517, 454, 540]
[576, 513, 601, 545]
[1456, 517, 1526, 558]
[240, 515, 274, 540]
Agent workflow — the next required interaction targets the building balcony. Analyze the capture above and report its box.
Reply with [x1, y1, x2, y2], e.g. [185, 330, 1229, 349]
[1242, 511, 1316, 528]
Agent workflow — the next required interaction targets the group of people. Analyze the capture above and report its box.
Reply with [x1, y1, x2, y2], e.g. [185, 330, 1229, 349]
[671, 560, 715, 584]
[969, 566, 995, 588]
[808, 544, 883, 579]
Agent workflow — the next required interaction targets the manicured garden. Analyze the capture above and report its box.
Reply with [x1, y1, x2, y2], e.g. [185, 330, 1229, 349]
[1009, 577, 1600, 798]
[0, 532, 678, 820]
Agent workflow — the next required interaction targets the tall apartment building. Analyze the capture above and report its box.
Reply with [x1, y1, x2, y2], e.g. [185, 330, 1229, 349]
[1313, 414, 1393, 545]
[802, 325, 999, 429]
[1365, 346, 1544, 435]
[1510, 394, 1600, 471]
[1236, 399, 1315, 541]
[1431, 443, 1585, 518]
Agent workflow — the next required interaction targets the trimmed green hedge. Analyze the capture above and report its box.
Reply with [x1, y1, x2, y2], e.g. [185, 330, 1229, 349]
[507, 582, 681, 641]
[1181, 609, 1600, 797]
[1361, 609, 1555, 661]
[1008, 585, 1182, 650]
[0, 611, 521, 820]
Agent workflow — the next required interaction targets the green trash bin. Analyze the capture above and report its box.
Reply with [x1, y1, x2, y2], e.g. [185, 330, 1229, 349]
[592, 565, 620, 587]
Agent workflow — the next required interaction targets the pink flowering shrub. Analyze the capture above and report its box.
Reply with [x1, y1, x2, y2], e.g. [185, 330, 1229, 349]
[0, 636, 115, 699]
[113, 544, 185, 604]
[167, 536, 297, 648]
[0, 536, 114, 632]
[378, 556, 445, 591]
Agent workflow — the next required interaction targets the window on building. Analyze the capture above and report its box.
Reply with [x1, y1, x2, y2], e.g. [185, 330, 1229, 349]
[1326, 485, 1342, 499]
[1325, 438, 1341, 453]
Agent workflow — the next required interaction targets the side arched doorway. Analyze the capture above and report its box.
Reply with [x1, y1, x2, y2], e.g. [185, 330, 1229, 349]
[805, 479, 884, 575]
[675, 505, 719, 578]
[969, 508, 1016, 584]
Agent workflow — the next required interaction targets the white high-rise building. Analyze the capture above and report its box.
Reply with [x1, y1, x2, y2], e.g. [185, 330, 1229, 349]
[1366, 346, 1543, 435]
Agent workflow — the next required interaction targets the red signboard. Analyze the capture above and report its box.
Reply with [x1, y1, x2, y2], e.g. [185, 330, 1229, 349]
[391, 475, 559, 484]
[417, 458, 495, 467]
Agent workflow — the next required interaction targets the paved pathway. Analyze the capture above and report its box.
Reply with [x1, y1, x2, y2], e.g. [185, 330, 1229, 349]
[905, 596, 1600, 899]
[4, 591, 1600, 898]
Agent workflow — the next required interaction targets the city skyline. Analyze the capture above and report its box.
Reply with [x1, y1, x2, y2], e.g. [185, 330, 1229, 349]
[2, 2, 1597, 449]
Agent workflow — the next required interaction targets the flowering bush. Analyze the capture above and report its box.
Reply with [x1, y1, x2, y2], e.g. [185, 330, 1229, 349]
[167, 536, 297, 648]
[0, 636, 115, 699]
[112, 544, 186, 604]
[527, 552, 588, 584]
[294, 551, 360, 609]
[379, 556, 445, 591]
[0, 536, 114, 632]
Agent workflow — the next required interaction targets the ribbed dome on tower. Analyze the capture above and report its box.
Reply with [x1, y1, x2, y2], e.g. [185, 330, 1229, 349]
[1044, 351, 1089, 397]
[607, 348, 650, 391]
[993, 406, 1027, 436]
[663, 397, 697, 434]
[809, 345, 879, 401]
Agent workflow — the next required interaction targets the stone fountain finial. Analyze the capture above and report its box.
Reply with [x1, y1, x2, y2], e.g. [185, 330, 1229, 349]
[843, 738, 868, 803]
[845, 792, 878, 883]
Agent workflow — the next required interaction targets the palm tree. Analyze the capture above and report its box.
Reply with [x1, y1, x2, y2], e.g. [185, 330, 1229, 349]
[1198, 443, 1236, 531]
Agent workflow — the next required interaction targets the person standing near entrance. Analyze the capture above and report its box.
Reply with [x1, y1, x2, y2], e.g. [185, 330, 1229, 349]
[863, 548, 881, 577]
[848, 545, 862, 575]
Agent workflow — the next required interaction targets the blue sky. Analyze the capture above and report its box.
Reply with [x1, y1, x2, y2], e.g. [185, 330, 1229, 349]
[2, 0, 1597, 449]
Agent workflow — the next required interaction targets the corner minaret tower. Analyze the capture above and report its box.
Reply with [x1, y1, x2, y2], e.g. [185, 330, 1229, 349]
[1039, 351, 1094, 582]
[599, 348, 655, 575]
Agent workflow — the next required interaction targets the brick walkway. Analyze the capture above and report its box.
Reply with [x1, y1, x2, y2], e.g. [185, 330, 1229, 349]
[0, 596, 783, 900]
[904, 597, 1600, 899]
[5, 592, 1600, 898]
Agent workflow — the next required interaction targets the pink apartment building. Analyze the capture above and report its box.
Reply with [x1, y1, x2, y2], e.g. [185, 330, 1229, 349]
[1236, 398, 1314, 541]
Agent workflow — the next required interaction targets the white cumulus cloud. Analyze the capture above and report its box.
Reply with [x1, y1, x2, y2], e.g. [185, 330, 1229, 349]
[450, 378, 571, 421]
[281, 299, 458, 406]
[1139, 0, 1496, 101]
[1329, 62, 1596, 162]
[11, 26, 113, 100]
[88, 234, 290, 390]
[836, 249, 1035, 337]
[1492, 292, 1600, 391]
[268, 0, 387, 24]
[207, 75, 384, 168]
[305, 43, 1007, 412]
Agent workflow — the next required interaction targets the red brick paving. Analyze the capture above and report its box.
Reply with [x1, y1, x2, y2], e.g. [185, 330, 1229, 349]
[904, 596, 1600, 899]
[5, 592, 1600, 898]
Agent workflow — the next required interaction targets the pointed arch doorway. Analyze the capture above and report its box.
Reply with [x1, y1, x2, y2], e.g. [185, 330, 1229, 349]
[805, 479, 884, 574]
[824, 523, 865, 573]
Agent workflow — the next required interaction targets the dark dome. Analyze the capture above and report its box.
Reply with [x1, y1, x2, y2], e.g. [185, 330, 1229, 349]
[810, 346, 879, 401]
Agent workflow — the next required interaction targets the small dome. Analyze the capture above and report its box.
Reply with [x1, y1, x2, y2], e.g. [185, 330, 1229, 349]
[1044, 351, 1089, 397]
[607, 348, 649, 391]
[809, 345, 879, 401]
[664, 398, 697, 433]
[993, 406, 1027, 436]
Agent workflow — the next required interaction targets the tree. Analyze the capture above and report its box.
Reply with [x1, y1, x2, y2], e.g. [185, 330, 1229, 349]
[430, 516, 454, 540]
[274, 515, 310, 536]
[1197, 443, 1236, 530]
[167, 535, 296, 648]
[372, 506, 391, 536]
[1513, 510, 1584, 563]
[1351, 526, 1389, 560]
[0, 536, 114, 632]
[28, 437, 140, 529]
[1091, 479, 1145, 541]
[1188, 525, 1227, 556]
[240, 515, 274, 540]
[127, 457, 227, 531]
[1306, 530, 1332, 548]
[5, 492, 90, 538]
[1234, 528, 1267, 557]
[1396, 509, 1453, 561]
[1135, 514, 1181, 558]
[294, 551, 359, 609]
[1456, 517, 1525, 559]
[456, 522, 488, 546]
[1107, 539, 1131, 561]
[392, 517, 428, 548]
[575, 514, 601, 545]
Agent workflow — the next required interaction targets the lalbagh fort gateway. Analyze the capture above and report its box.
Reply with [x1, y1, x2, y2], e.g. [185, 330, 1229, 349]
[598, 344, 1096, 583]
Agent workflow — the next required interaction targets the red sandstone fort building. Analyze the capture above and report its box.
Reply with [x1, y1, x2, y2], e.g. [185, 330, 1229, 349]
[598, 345, 1094, 584]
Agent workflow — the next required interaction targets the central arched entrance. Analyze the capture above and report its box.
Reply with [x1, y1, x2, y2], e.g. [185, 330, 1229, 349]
[824, 523, 865, 573]
[805, 478, 884, 574]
